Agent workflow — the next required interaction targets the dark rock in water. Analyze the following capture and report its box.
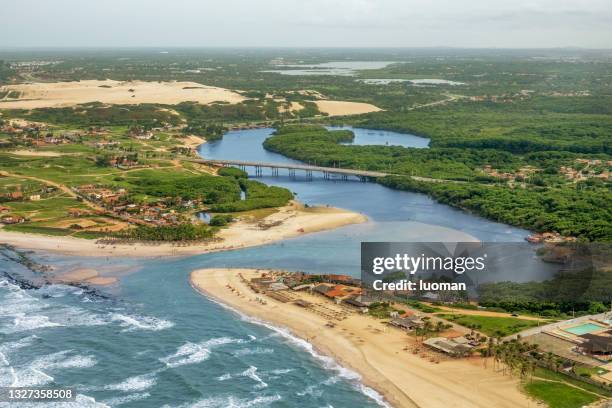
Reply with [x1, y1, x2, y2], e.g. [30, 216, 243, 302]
[1, 270, 42, 290]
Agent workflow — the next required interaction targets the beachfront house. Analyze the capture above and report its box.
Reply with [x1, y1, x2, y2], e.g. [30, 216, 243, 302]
[389, 316, 424, 331]
[423, 337, 474, 357]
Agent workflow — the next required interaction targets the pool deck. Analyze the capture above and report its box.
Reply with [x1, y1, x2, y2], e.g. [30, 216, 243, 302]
[506, 312, 612, 341]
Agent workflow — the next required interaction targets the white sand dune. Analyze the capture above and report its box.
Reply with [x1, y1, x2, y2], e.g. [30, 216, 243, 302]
[314, 100, 382, 116]
[0, 80, 246, 109]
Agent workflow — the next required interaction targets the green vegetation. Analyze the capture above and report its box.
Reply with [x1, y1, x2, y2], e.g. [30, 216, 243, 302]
[380, 176, 611, 241]
[217, 167, 248, 178]
[359, 105, 612, 154]
[367, 302, 405, 318]
[6, 103, 183, 127]
[209, 214, 234, 227]
[523, 380, 599, 408]
[436, 314, 540, 337]
[263, 125, 611, 241]
[1, 49, 611, 246]
[477, 268, 612, 317]
[404, 300, 441, 313]
[115, 223, 214, 241]
[126, 170, 241, 204]
[210, 179, 293, 212]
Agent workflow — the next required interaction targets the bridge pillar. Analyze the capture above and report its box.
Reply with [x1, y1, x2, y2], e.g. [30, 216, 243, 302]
[272, 168, 278, 176]
[289, 169, 295, 178]
[306, 170, 312, 179]
[254, 166, 262, 177]
[341, 174, 348, 181]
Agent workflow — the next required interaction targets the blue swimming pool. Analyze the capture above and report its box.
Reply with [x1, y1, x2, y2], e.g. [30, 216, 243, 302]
[564, 323, 605, 335]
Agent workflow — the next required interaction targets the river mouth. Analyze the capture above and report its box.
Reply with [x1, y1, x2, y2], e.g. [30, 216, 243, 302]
[0, 126, 544, 408]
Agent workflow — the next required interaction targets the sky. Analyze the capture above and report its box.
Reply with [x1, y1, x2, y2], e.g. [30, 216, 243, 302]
[2, 0, 611, 48]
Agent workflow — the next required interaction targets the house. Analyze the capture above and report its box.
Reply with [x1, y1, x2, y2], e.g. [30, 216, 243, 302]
[29, 194, 41, 201]
[312, 284, 335, 296]
[389, 316, 424, 331]
[344, 297, 369, 312]
[8, 191, 22, 200]
[423, 337, 474, 357]
[268, 282, 289, 291]
[0, 215, 25, 224]
[0, 206, 10, 214]
[579, 332, 612, 355]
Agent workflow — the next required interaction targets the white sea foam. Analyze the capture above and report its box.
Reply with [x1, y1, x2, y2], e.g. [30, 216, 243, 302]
[1, 393, 111, 408]
[240, 366, 268, 389]
[232, 347, 274, 357]
[0, 335, 38, 357]
[217, 373, 232, 381]
[205, 297, 391, 407]
[164, 394, 282, 408]
[102, 392, 151, 406]
[8, 315, 62, 333]
[268, 368, 294, 375]
[160, 337, 245, 368]
[104, 373, 157, 392]
[159, 342, 211, 368]
[110, 313, 174, 332]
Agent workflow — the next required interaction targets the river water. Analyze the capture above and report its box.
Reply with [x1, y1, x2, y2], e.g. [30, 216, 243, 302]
[0, 127, 534, 407]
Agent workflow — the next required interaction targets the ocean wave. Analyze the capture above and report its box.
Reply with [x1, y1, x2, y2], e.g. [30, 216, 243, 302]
[102, 392, 151, 406]
[164, 394, 282, 408]
[104, 372, 157, 392]
[217, 373, 232, 381]
[0, 393, 110, 408]
[204, 297, 391, 408]
[6, 315, 63, 333]
[240, 366, 268, 389]
[160, 337, 244, 369]
[268, 368, 294, 375]
[232, 347, 274, 357]
[110, 313, 174, 332]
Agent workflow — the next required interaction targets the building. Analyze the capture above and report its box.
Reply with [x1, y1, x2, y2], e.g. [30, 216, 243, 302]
[389, 316, 424, 331]
[579, 332, 612, 356]
[0, 215, 25, 224]
[344, 297, 369, 313]
[423, 337, 474, 357]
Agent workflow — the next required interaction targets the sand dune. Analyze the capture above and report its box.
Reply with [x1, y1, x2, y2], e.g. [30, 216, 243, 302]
[0, 80, 246, 109]
[10, 149, 66, 157]
[314, 100, 382, 116]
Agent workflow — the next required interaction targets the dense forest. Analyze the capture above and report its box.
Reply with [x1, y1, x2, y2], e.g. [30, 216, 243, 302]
[477, 268, 612, 316]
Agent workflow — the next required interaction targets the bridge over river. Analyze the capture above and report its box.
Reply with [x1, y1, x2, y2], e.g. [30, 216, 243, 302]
[190, 159, 389, 180]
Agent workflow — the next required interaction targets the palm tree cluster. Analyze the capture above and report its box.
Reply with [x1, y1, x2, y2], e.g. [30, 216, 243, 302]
[482, 336, 540, 382]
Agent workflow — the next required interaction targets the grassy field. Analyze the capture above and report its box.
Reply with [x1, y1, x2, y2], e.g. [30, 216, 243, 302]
[436, 313, 540, 337]
[524, 380, 600, 408]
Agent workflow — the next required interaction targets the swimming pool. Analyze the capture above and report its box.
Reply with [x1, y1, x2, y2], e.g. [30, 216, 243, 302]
[564, 322, 605, 335]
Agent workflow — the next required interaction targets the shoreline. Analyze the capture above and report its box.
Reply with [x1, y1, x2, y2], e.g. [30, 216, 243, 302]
[0, 202, 367, 258]
[190, 268, 533, 408]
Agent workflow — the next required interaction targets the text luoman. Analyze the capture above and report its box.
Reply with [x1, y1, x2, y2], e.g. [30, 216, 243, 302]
[372, 280, 467, 291]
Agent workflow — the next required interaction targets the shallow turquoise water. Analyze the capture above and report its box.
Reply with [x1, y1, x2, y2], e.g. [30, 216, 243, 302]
[0, 127, 545, 407]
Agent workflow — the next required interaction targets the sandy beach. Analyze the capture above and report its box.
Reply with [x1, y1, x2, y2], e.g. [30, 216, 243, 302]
[53, 268, 118, 286]
[314, 100, 382, 116]
[0, 202, 366, 257]
[190, 268, 533, 408]
[0, 79, 246, 109]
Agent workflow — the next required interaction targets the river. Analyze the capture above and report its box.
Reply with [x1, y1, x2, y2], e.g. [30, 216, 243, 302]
[0, 127, 534, 407]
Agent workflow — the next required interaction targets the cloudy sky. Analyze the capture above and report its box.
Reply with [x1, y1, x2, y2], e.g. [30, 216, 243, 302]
[2, 0, 611, 48]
